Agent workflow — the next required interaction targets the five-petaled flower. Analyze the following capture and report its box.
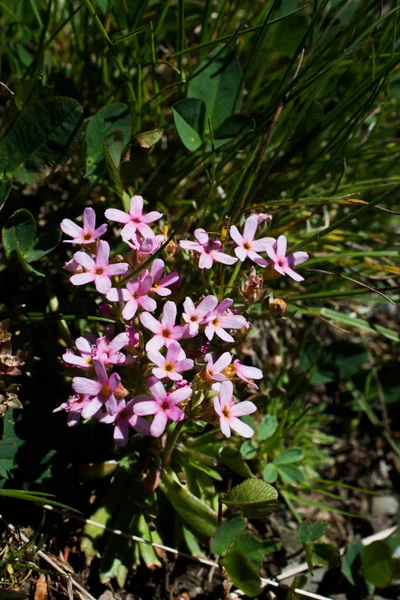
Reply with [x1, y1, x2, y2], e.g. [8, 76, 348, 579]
[72, 360, 120, 418]
[97, 396, 151, 446]
[70, 241, 129, 294]
[147, 342, 194, 381]
[182, 295, 218, 335]
[105, 195, 163, 242]
[149, 259, 180, 297]
[230, 215, 274, 266]
[180, 229, 237, 269]
[134, 376, 192, 437]
[61, 207, 107, 245]
[107, 274, 157, 320]
[204, 299, 248, 342]
[214, 380, 256, 438]
[266, 235, 309, 282]
[140, 301, 190, 352]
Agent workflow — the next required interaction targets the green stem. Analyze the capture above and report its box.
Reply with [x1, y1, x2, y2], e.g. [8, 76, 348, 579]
[225, 261, 242, 292]
[82, 0, 137, 118]
[163, 421, 186, 467]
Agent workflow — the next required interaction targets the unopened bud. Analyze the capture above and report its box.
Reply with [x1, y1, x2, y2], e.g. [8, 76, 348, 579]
[114, 383, 128, 401]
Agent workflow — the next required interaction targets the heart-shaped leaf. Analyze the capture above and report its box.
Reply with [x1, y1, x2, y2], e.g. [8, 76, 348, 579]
[298, 520, 328, 544]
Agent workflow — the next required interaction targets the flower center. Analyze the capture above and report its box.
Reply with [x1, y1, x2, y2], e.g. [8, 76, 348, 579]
[164, 362, 175, 372]
[277, 259, 285, 267]
[161, 400, 170, 410]
[83, 232, 92, 241]
[223, 364, 237, 379]
[99, 384, 110, 397]
[95, 267, 104, 275]
[85, 357, 94, 366]
[212, 317, 220, 327]
[132, 217, 141, 223]
[152, 281, 159, 289]
[162, 328, 171, 338]
[190, 315, 198, 322]
[221, 403, 231, 418]
[133, 292, 140, 299]
[243, 242, 251, 250]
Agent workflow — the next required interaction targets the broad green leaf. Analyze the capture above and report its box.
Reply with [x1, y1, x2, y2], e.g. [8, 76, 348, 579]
[85, 103, 131, 176]
[263, 463, 278, 483]
[2, 209, 36, 258]
[25, 229, 61, 262]
[258, 415, 278, 441]
[341, 540, 364, 586]
[221, 550, 261, 597]
[312, 542, 341, 569]
[102, 134, 124, 199]
[361, 540, 394, 587]
[276, 464, 305, 485]
[172, 98, 205, 151]
[211, 515, 246, 556]
[0, 180, 12, 212]
[103, 130, 125, 169]
[136, 128, 164, 148]
[230, 531, 282, 569]
[2, 97, 83, 183]
[159, 470, 218, 537]
[219, 446, 253, 477]
[207, 114, 254, 150]
[298, 520, 327, 544]
[240, 439, 258, 459]
[223, 478, 279, 518]
[188, 47, 242, 129]
[275, 448, 304, 464]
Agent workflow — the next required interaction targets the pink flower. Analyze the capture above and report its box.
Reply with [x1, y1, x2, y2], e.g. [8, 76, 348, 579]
[265, 235, 308, 282]
[182, 295, 218, 335]
[230, 359, 263, 389]
[98, 396, 151, 446]
[180, 229, 237, 269]
[105, 195, 163, 242]
[147, 342, 193, 381]
[204, 299, 248, 343]
[149, 259, 180, 297]
[53, 394, 92, 427]
[134, 376, 192, 437]
[60, 207, 107, 245]
[107, 274, 157, 320]
[257, 213, 272, 224]
[213, 381, 256, 438]
[204, 352, 232, 382]
[140, 301, 190, 353]
[230, 215, 274, 266]
[72, 360, 120, 418]
[63, 336, 95, 370]
[70, 241, 129, 294]
[93, 332, 129, 365]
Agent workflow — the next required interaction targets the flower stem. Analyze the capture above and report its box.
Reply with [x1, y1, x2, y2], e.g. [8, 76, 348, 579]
[163, 420, 185, 468]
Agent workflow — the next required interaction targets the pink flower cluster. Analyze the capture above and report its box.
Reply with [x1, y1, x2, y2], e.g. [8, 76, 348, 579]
[56, 198, 309, 445]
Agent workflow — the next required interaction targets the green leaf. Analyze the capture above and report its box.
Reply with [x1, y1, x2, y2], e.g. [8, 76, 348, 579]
[182, 525, 206, 557]
[188, 46, 242, 129]
[136, 128, 164, 148]
[230, 531, 282, 569]
[103, 129, 125, 169]
[223, 478, 279, 518]
[0, 411, 24, 479]
[262, 463, 278, 483]
[258, 415, 278, 441]
[312, 542, 341, 569]
[219, 446, 253, 478]
[275, 448, 304, 464]
[102, 134, 124, 198]
[24, 229, 61, 262]
[211, 515, 246, 556]
[221, 550, 261, 597]
[208, 114, 254, 149]
[277, 464, 305, 485]
[2, 209, 36, 258]
[342, 540, 364, 586]
[159, 470, 218, 538]
[2, 97, 83, 183]
[240, 438, 258, 459]
[0, 180, 12, 212]
[298, 520, 328, 544]
[85, 103, 131, 176]
[319, 307, 400, 343]
[172, 98, 205, 151]
[137, 513, 162, 569]
[361, 540, 394, 587]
